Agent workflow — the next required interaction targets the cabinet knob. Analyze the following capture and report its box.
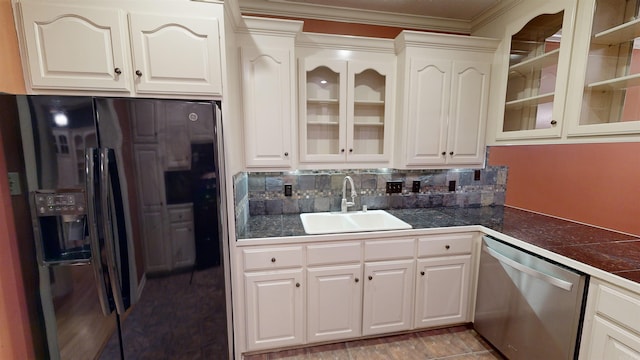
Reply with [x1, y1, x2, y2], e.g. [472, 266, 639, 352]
[341, 149, 345, 153]
[368, 275, 373, 281]
[349, 149, 353, 153]
[441, 151, 446, 156]
[135, 70, 142, 77]
[449, 151, 454, 156]
[550, 120, 558, 125]
[295, 282, 300, 288]
[355, 278, 359, 283]
[114, 67, 122, 75]
[284, 152, 289, 157]
[445, 245, 450, 250]
[420, 271, 425, 276]
[271, 257, 276, 263]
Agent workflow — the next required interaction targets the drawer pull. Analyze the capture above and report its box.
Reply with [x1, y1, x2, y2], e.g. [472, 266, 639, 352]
[445, 245, 450, 250]
[368, 275, 373, 281]
[271, 257, 276, 263]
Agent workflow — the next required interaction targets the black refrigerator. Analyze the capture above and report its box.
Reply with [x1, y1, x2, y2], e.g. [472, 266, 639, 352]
[13, 95, 230, 359]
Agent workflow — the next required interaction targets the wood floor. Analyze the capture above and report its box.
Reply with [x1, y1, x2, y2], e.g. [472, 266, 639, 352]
[54, 266, 116, 360]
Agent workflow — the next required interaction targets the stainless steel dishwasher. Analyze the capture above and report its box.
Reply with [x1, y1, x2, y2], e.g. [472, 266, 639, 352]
[474, 236, 588, 359]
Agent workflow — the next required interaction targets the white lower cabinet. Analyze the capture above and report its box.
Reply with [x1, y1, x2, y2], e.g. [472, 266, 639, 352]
[244, 269, 304, 351]
[240, 233, 477, 354]
[581, 279, 640, 359]
[362, 259, 415, 336]
[414, 256, 471, 328]
[307, 265, 362, 342]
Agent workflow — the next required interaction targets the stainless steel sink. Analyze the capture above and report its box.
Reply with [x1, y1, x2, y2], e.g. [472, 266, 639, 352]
[300, 210, 412, 235]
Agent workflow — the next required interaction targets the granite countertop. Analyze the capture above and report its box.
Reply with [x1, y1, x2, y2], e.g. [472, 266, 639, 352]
[237, 206, 640, 284]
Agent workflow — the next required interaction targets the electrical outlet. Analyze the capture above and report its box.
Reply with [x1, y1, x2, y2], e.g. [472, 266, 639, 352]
[474, 170, 481, 181]
[284, 184, 292, 196]
[412, 181, 421, 193]
[448, 180, 456, 192]
[386, 181, 403, 194]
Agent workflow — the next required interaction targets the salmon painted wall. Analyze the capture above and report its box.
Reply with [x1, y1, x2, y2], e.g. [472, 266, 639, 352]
[0, 0, 25, 94]
[0, 1, 33, 358]
[488, 143, 640, 237]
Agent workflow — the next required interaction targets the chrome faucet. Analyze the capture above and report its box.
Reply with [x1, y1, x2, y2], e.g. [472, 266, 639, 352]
[341, 175, 357, 213]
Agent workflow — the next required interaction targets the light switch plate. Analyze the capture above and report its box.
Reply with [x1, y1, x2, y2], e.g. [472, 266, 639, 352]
[8, 172, 21, 195]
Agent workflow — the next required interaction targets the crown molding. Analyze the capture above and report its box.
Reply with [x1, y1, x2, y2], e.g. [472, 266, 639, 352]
[395, 31, 500, 53]
[238, 0, 472, 34]
[296, 32, 395, 53]
[471, 0, 523, 33]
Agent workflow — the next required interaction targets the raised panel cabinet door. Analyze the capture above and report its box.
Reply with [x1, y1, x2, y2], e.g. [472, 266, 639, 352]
[307, 265, 362, 343]
[587, 316, 640, 359]
[169, 220, 195, 269]
[141, 209, 170, 273]
[242, 47, 293, 168]
[245, 269, 304, 351]
[447, 61, 491, 165]
[128, 13, 222, 95]
[405, 58, 452, 166]
[133, 145, 164, 207]
[414, 255, 471, 328]
[362, 260, 415, 336]
[18, 3, 130, 91]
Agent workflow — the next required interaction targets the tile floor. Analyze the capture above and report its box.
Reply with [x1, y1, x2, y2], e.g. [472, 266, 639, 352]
[243, 325, 504, 360]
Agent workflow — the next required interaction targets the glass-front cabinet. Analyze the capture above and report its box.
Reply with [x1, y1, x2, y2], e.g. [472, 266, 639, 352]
[299, 57, 392, 164]
[496, 1, 576, 140]
[566, 0, 640, 136]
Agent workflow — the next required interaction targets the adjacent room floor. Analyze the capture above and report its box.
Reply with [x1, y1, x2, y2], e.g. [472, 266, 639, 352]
[243, 325, 504, 360]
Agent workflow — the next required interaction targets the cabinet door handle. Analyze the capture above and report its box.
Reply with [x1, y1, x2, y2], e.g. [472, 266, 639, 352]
[341, 149, 345, 153]
[271, 257, 276, 263]
[420, 271, 425, 276]
[135, 70, 142, 77]
[441, 151, 446, 156]
[295, 282, 300, 288]
[355, 278, 359, 283]
[550, 120, 558, 125]
[449, 151, 454, 155]
[445, 245, 450, 250]
[368, 275, 373, 281]
[349, 149, 353, 153]
[284, 152, 289, 157]
[114, 67, 122, 75]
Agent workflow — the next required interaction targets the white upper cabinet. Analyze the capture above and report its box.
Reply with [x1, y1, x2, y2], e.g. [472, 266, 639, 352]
[128, 13, 221, 96]
[14, 1, 223, 97]
[239, 17, 301, 169]
[564, 0, 640, 137]
[496, 2, 575, 140]
[394, 31, 498, 168]
[297, 34, 395, 168]
[17, 3, 130, 92]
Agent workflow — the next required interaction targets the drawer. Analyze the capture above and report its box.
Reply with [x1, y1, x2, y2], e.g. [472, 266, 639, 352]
[418, 233, 473, 258]
[168, 207, 193, 223]
[595, 283, 640, 332]
[364, 238, 415, 261]
[307, 242, 361, 266]
[243, 246, 304, 271]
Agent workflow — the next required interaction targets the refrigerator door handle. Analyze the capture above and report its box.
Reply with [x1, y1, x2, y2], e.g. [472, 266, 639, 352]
[86, 148, 112, 316]
[100, 148, 126, 315]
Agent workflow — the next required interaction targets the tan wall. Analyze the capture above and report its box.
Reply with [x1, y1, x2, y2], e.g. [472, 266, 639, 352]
[489, 143, 640, 237]
[0, 0, 25, 94]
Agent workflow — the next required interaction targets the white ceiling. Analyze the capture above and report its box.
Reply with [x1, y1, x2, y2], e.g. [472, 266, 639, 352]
[237, 0, 509, 34]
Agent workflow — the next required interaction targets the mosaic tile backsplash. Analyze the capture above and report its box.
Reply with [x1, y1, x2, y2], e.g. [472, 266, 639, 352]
[234, 166, 507, 235]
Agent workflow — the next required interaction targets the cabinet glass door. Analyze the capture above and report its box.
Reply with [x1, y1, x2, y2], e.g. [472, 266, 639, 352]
[303, 64, 345, 160]
[570, 0, 640, 135]
[503, 11, 564, 133]
[350, 68, 387, 159]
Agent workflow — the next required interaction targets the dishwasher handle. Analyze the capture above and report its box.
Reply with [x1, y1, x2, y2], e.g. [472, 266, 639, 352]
[483, 245, 574, 291]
